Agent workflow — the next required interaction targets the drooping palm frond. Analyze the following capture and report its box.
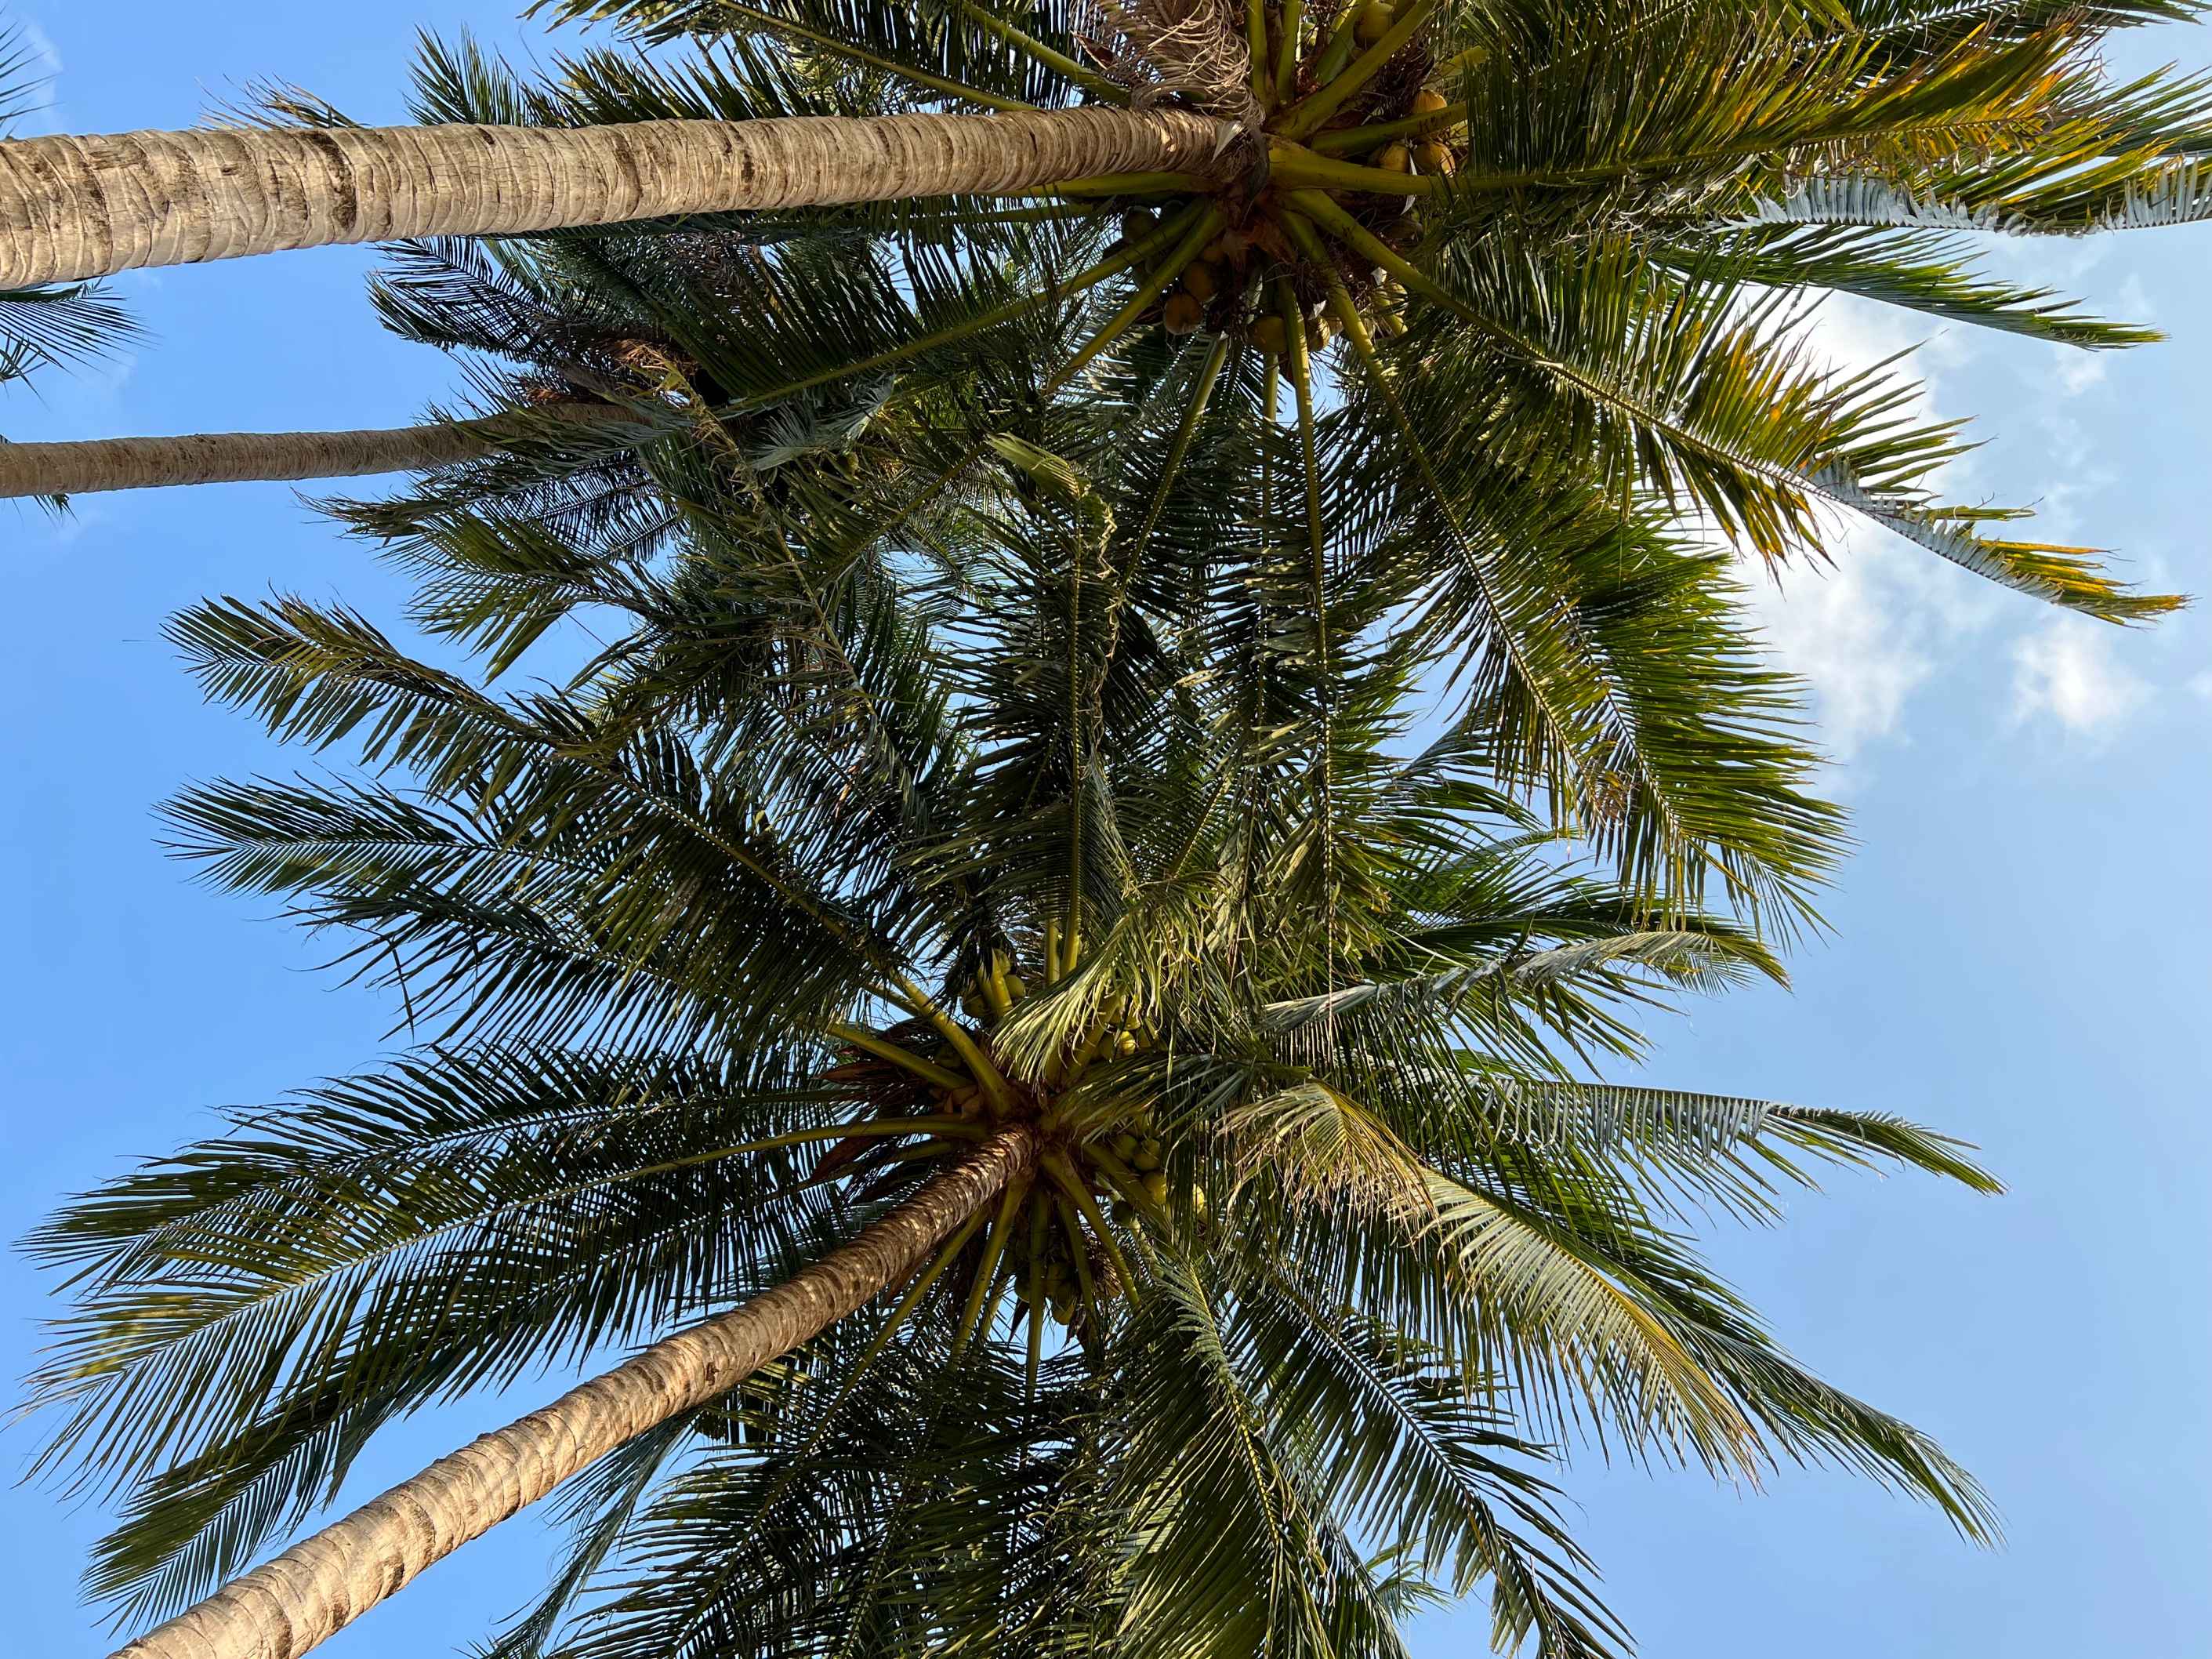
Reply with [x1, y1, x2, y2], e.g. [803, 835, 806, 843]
[27, 1045, 848, 1626]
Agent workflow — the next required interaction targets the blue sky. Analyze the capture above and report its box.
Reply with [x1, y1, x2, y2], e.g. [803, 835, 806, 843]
[2, 5, 2207, 1656]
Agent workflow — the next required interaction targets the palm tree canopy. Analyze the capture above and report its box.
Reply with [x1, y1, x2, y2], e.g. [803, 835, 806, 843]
[33, 358, 1995, 1659]
[502, 0, 2199, 607]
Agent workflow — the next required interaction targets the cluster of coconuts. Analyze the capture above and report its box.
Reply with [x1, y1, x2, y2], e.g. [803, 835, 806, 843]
[949, 953, 1148, 1076]
[1375, 87, 1463, 183]
[1111, 20, 1467, 353]
[936, 953, 1209, 1329]
[825, 942, 1231, 1341]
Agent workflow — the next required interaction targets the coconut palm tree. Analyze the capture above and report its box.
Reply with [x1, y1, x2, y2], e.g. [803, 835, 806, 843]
[21, 2, 2202, 1653]
[0, 0, 2203, 597]
[62, 0, 2195, 928]
[0, 3, 2191, 926]
[31, 339, 1996, 1659]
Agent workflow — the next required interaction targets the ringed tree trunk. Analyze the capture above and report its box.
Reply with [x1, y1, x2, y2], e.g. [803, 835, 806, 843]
[111, 1125, 1035, 1659]
[0, 108, 1235, 290]
[0, 408, 627, 498]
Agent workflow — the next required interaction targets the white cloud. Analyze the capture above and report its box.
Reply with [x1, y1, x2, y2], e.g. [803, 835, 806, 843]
[14, 16, 60, 74]
[1737, 295, 2002, 761]
[2010, 615, 2152, 737]
[1964, 229, 2111, 296]
[1745, 535, 1931, 761]
[2187, 669, 2212, 703]
[1741, 274, 2162, 766]
[2112, 272, 2156, 326]
[2052, 351, 2109, 398]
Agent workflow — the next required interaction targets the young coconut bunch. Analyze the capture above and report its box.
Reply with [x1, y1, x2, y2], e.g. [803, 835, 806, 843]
[29, 421, 1998, 1659]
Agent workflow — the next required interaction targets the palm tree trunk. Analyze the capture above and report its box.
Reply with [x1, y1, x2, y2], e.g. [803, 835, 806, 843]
[0, 408, 625, 497]
[111, 1125, 1035, 1659]
[0, 108, 1233, 290]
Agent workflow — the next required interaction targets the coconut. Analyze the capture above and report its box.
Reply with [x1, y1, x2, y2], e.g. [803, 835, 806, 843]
[1120, 207, 1157, 243]
[1376, 143, 1412, 174]
[1183, 259, 1221, 303]
[1354, 1, 1394, 46]
[1253, 314, 1289, 353]
[1162, 292, 1205, 335]
[1381, 213, 1423, 250]
[1415, 140, 1457, 176]
[1412, 88, 1468, 140]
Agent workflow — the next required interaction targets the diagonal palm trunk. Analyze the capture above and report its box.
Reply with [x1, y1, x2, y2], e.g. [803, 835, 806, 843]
[0, 408, 629, 497]
[111, 1125, 1034, 1659]
[0, 109, 1233, 290]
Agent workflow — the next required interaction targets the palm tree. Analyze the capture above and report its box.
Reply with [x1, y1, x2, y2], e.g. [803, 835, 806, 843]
[0, 2, 2189, 1003]
[33, 350, 1996, 1659]
[0, 0, 2203, 600]
[22, 1, 2203, 1652]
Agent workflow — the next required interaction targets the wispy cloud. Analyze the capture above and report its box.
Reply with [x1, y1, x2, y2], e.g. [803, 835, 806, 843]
[2051, 351, 2109, 398]
[7, 14, 67, 137]
[1738, 295, 2000, 762]
[13, 15, 60, 74]
[2011, 615, 2152, 738]
[1742, 238, 2169, 768]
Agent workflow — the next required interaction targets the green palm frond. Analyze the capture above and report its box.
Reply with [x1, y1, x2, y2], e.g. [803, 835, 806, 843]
[25, 1045, 847, 1621]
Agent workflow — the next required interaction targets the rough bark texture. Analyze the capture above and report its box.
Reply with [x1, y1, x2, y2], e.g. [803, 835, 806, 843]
[0, 109, 1235, 289]
[111, 1126, 1035, 1659]
[0, 409, 622, 497]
